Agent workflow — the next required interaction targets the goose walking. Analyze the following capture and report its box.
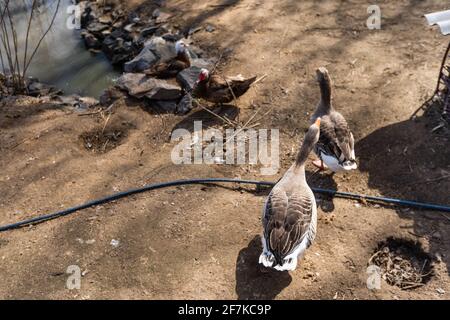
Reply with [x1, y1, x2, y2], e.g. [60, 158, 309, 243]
[259, 119, 321, 271]
[311, 67, 357, 172]
[193, 69, 256, 104]
[144, 40, 191, 78]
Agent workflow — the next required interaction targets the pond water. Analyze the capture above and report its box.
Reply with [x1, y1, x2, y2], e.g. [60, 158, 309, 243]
[3, 0, 120, 97]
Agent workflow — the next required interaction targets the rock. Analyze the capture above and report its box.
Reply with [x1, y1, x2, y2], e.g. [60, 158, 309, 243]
[177, 94, 195, 114]
[112, 21, 124, 29]
[53, 95, 78, 106]
[205, 25, 215, 32]
[154, 25, 171, 37]
[117, 73, 182, 100]
[113, 21, 124, 30]
[124, 37, 175, 72]
[112, 7, 125, 20]
[82, 32, 101, 49]
[146, 81, 181, 100]
[86, 22, 109, 36]
[143, 36, 175, 61]
[150, 99, 178, 113]
[81, 7, 97, 28]
[188, 45, 205, 59]
[432, 231, 442, 240]
[140, 25, 159, 37]
[124, 46, 158, 72]
[161, 33, 183, 42]
[191, 58, 214, 69]
[176, 66, 202, 91]
[188, 26, 202, 36]
[99, 87, 125, 106]
[124, 23, 135, 33]
[102, 33, 135, 65]
[152, 9, 161, 18]
[27, 79, 61, 97]
[101, 36, 116, 56]
[110, 29, 132, 41]
[78, 96, 100, 108]
[113, 52, 133, 65]
[127, 11, 140, 23]
[54, 95, 98, 109]
[98, 15, 113, 25]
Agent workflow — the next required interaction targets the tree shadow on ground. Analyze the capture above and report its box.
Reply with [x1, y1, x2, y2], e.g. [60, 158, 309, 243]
[307, 169, 338, 213]
[356, 107, 450, 274]
[171, 104, 239, 133]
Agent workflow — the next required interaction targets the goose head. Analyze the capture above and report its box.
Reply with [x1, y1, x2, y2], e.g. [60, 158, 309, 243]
[316, 67, 331, 84]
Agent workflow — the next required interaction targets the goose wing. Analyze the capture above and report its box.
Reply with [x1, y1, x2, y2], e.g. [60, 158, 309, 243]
[263, 186, 314, 263]
[317, 113, 354, 162]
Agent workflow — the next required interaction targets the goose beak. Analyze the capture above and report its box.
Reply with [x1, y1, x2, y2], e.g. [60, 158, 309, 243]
[315, 118, 321, 127]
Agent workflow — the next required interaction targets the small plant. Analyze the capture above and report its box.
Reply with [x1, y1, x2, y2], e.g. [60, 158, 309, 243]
[0, 0, 61, 94]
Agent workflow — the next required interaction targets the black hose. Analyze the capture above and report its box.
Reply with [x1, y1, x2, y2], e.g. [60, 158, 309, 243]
[1, 178, 449, 232]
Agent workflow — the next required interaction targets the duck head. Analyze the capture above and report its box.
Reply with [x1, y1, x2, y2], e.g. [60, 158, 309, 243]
[175, 40, 188, 54]
[197, 68, 210, 83]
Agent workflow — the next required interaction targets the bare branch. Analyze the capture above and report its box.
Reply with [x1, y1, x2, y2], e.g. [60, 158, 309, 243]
[22, 0, 38, 79]
[23, 0, 61, 75]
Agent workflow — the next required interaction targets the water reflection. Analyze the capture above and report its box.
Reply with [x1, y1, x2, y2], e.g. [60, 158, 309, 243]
[2, 0, 120, 97]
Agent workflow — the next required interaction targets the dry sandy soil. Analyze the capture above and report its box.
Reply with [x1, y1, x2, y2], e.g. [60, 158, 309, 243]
[1, 0, 450, 300]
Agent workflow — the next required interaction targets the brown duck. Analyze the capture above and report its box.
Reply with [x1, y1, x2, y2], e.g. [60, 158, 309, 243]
[144, 40, 191, 78]
[193, 68, 256, 104]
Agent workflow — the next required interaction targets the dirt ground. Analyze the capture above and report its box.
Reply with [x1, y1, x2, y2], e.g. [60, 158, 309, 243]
[1, 0, 450, 300]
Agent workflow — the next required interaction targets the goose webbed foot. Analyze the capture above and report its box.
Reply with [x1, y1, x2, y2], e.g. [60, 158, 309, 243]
[312, 159, 328, 171]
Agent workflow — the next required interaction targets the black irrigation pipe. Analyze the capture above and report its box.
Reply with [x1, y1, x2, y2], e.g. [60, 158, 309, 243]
[1, 178, 450, 233]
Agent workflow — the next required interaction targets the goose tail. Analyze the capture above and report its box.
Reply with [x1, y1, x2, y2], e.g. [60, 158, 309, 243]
[259, 236, 299, 271]
[258, 252, 298, 271]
